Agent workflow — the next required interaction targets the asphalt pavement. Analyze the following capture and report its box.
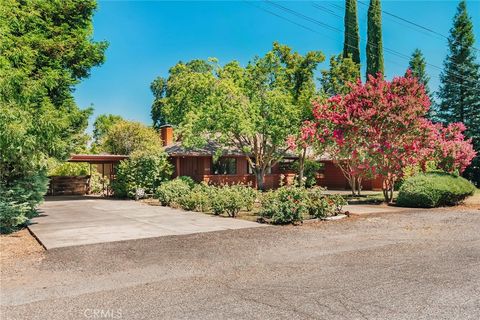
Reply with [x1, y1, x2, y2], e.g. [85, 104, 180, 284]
[2, 207, 479, 319]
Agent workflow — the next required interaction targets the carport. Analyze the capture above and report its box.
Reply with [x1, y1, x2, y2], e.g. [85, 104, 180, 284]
[49, 154, 128, 196]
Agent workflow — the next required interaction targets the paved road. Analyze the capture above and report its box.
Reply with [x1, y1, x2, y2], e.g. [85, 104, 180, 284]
[30, 197, 263, 249]
[2, 207, 480, 319]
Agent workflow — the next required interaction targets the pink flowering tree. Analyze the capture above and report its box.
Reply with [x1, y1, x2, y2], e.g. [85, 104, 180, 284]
[432, 123, 476, 174]
[303, 73, 432, 202]
[303, 92, 375, 196]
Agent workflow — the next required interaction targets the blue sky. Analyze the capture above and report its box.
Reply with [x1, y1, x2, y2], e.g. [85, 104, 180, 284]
[74, 0, 480, 132]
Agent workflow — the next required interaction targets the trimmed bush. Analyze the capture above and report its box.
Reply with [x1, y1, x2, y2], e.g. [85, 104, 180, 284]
[259, 186, 309, 224]
[155, 176, 195, 207]
[397, 172, 475, 208]
[179, 184, 212, 212]
[112, 150, 172, 198]
[260, 186, 347, 224]
[307, 188, 347, 218]
[210, 185, 248, 217]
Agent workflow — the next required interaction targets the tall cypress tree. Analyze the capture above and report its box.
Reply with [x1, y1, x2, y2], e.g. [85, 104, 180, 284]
[438, 0, 480, 185]
[343, 0, 360, 66]
[406, 49, 434, 118]
[366, 0, 384, 78]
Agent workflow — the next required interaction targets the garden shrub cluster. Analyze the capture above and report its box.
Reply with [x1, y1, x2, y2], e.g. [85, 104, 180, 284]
[259, 186, 346, 224]
[156, 179, 257, 217]
[397, 172, 475, 208]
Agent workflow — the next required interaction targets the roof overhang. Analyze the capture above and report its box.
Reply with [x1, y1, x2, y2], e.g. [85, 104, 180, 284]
[68, 154, 129, 164]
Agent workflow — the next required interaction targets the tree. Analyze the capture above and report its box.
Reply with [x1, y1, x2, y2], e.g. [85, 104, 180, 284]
[0, 0, 107, 231]
[100, 120, 163, 155]
[320, 54, 361, 96]
[272, 43, 325, 185]
[151, 60, 214, 129]
[154, 44, 323, 190]
[93, 114, 124, 144]
[406, 49, 435, 119]
[366, 0, 384, 78]
[302, 74, 431, 202]
[343, 0, 360, 66]
[437, 0, 480, 186]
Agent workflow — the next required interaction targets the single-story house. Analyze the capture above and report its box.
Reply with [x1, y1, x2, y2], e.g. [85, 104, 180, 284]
[160, 125, 382, 190]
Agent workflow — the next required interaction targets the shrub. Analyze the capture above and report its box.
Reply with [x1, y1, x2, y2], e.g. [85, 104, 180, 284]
[397, 172, 475, 208]
[293, 160, 324, 187]
[306, 188, 346, 218]
[210, 185, 249, 217]
[259, 186, 309, 224]
[112, 150, 172, 198]
[0, 171, 49, 233]
[155, 176, 195, 207]
[179, 183, 212, 212]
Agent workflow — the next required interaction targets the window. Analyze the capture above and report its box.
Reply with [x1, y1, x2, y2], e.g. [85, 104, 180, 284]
[212, 158, 237, 175]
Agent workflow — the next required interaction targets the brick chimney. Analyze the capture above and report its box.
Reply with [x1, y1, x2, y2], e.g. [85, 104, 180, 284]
[160, 124, 174, 146]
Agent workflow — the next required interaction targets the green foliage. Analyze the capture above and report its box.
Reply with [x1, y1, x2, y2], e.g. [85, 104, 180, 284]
[260, 186, 309, 224]
[307, 188, 347, 219]
[155, 177, 196, 207]
[0, 0, 106, 233]
[92, 114, 124, 146]
[112, 150, 173, 198]
[151, 43, 324, 189]
[343, 0, 360, 65]
[0, 171, 49, 233]
[209, 185, 255, 217]
[366, 0, 384, 78]
[407, 49, 434, 118]
[437, 1, 480, 186]
[320, 55, 360, 96]
[100, 120, 164, 155]
[292, 160, 323, 188]
[397, 172, 475, 208]
[259, 186, 347, 224]
[178, 184, 212, 212]
[47, 160, 90, 176]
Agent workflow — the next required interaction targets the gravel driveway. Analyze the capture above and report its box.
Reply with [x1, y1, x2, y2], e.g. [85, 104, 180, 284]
[2, 207, 480, 319]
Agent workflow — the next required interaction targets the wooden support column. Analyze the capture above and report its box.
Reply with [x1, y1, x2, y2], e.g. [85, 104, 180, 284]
[175, 157, 180, 177]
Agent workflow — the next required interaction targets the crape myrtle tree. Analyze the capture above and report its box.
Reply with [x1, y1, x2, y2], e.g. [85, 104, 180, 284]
[151, 44, 324, 190]
[301, 73, 432, 202]
[437, 0, 480, 186]
[0, 0, 107, 232]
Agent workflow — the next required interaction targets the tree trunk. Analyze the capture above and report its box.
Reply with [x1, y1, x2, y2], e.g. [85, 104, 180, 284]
[297, 147, 307, 187]
[255, 168, 266, 191]
[382, 177, 395, 203]
[349, 174, 357, 196]
[356, 176, 362, 196]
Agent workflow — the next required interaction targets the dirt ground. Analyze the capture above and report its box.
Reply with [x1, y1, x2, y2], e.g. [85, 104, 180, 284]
[0, 229, 45, 273]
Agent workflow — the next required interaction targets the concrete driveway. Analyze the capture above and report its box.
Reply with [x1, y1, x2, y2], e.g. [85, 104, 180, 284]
[29, 197, 263, 249]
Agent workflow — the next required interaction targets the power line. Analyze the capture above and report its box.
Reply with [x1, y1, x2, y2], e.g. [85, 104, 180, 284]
[265, 0, 477, 87]
[357, 0, 480, 53]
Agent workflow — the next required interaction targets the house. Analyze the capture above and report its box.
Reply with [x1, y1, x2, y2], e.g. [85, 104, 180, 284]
[159, 125, 383, 190]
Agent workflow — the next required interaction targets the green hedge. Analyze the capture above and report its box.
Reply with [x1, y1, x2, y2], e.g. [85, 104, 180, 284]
[397, 172, 475, 208]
